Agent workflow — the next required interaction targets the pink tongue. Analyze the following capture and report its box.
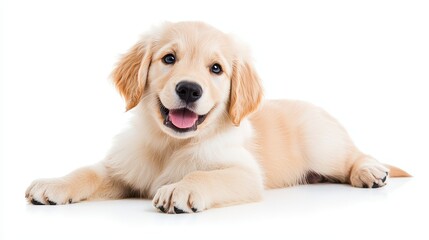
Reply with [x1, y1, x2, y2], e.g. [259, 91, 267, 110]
[169, 109, 198, 129]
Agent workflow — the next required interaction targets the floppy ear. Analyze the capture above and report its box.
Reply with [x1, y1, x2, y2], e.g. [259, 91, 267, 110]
[229, 59, 263, 126]
[112, 38, 152, 111]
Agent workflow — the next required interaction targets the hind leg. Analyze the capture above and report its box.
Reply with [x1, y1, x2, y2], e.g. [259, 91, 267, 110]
[305, 142, 390, 188]
[300, 105, 389, 188]
[349, 155, 389, 188]
[304, 133, 390, 188]
[304, 135, 390, 188]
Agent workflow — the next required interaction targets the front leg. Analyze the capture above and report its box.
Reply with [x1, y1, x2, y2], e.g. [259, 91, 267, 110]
[152, 166, 263, 213]
[25, 163, 127, 205]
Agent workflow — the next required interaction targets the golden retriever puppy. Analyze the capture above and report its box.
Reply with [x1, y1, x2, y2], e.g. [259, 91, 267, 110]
[25, 22, 410, 213]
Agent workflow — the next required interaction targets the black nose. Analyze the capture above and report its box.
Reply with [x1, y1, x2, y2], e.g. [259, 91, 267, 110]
[175, 81, 203, 103]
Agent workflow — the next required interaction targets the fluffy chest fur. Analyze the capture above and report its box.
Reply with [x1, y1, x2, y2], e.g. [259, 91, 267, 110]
[105, 107, 260, 197]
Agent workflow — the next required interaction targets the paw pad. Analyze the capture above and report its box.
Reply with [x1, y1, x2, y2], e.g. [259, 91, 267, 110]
[31, 199, 44, 205]
[158, 206, 166, 213]
[174, 206, 186, 214]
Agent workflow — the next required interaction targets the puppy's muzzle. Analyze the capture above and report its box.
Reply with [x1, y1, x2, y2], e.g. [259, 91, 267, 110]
[159, 81, 208, 133]
[176, 81, 202, 103]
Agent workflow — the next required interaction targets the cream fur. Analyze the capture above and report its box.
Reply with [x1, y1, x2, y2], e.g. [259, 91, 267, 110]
[25, 21, 409, 213]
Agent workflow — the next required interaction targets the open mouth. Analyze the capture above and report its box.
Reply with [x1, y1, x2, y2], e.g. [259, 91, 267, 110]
[160, 102, 208, 133]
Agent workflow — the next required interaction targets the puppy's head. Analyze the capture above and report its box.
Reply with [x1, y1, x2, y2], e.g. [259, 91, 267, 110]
[113, 22, 263, 139]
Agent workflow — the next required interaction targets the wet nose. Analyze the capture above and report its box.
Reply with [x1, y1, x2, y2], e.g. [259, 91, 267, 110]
[175, 81, 203, 103]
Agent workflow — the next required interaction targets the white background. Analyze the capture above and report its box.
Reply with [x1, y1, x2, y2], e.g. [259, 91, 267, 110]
[1, 0, 429, 239]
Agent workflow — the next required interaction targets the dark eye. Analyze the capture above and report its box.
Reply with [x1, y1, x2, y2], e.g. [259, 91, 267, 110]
[162, 54, 176, 64]
[210, 63, 222, 74]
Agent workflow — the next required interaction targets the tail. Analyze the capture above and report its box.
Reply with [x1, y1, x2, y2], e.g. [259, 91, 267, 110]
[385, 164, 412, 177]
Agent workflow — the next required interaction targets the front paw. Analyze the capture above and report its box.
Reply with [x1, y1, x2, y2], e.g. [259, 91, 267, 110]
[25, 178, 78, 205]
[152, 183, 206, 214]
